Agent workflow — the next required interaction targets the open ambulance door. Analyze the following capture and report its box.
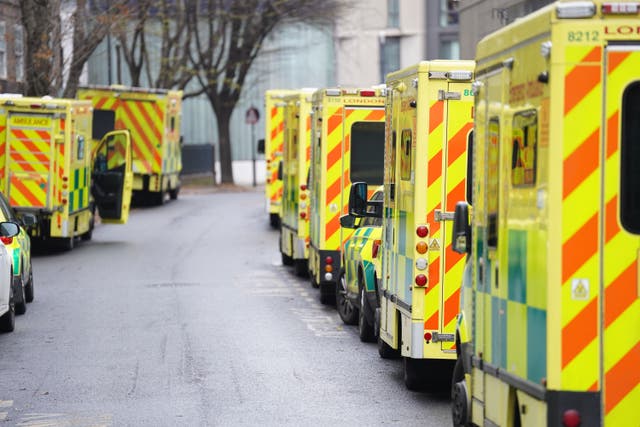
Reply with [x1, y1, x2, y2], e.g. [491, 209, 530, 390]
[91, 130, 133, 224]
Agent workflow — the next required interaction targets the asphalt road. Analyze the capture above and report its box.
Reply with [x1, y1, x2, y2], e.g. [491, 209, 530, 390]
[0, 187, 451, 426]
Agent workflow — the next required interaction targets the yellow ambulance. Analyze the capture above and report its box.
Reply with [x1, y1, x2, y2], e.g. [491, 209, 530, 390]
[279, 89, 315, 276]
[373, 60, 475, 390]
[308, 87, 386, 304]
[264, 90, 294, 228]
[450, 2, 640, 426]
[0, 96, 133, 250]
[77, 85, 182, 206]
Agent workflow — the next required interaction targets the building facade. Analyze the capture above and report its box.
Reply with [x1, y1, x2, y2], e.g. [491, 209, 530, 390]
[458, 0, 554, 59]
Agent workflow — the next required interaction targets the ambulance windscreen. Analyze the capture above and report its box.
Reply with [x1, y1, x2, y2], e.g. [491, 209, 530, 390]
[350, 121, 385, 185]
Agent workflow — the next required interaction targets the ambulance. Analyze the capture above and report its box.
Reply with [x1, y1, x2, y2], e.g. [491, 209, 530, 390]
[264, 90, 294, 228]
[450, 2, 640, 426]
[279, 89, 315, 276]
[308, 87, 386, 304]
[77, 85, 182, 206]
[0, 96, 133, 250]
[370, 60, 475, 391]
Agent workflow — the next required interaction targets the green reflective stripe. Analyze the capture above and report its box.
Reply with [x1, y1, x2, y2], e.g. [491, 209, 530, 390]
[11, 248, 19, 276]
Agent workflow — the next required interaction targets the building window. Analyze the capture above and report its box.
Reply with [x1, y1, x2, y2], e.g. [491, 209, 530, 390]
[0, 22, 6, 79]
[14, 25, 23, 82]
[380, 37, 400, 82]
[439, 39, 460, 60]
[387, 0, 399, 28]
[440, 0, 459, 26]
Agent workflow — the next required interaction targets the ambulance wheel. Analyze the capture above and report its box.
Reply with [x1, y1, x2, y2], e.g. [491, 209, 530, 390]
[269, 214, 280, 229]
[25, 269, 34, 303]
[294, 259, 308, 277]
[378, 335, 400, 359]
[15, 274, 26, 315]
[281, 251, 293, 266]
[58, 237, 74, 251]
[0, 284, 15, 333]
[358, 286, 376, 342]
[169, 186, 180, 200]
[403, 357, 427, 391]
[451, 357, 470, 427]
[337, 272, 358, 325]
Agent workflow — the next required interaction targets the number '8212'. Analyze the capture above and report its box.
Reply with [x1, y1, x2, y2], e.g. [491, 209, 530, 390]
[567, 30, 599, 42]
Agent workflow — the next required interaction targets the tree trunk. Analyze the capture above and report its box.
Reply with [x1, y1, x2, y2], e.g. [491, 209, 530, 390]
[211, 100, 234, 184]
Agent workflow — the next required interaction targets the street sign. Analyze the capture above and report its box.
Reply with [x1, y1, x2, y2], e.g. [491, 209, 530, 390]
[245, 106, 260, 125]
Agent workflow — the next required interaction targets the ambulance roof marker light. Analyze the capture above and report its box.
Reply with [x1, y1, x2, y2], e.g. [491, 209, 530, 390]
[325, 88, 341, 96]
[556, 2, 596, 18]
[602, 3, 639, 14]
[359, 90, 376, 97]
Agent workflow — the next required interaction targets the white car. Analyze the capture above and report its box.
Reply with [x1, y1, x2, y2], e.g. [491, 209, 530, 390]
[0, 221, 20, 333]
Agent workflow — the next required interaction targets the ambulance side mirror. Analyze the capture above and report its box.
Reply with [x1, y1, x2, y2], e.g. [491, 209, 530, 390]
[452, 202, 471, 255]
[348, 182, 368, 217]
[339, 214, 358, 229]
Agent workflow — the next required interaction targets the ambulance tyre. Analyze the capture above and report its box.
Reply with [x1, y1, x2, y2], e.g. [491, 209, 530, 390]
[269, 214, 280, 229]
[358, 286, 376, 342]
[294, 259, 308, 277]
[0, 284, 15, 333]
[451, 357, 470, 427]
[169, 186, 179, 200]
[403, 357, 428, 391]
[378, 335, 400, 359]
[25, 269, 34, 303]
[337, 272, 358, 325]
[281, 251, 293, 266]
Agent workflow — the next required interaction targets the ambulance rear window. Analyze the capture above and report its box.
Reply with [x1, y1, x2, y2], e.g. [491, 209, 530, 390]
[92, 109, 116, 141]
[350, 121, 385, 185]
[620, 81, 640, 234]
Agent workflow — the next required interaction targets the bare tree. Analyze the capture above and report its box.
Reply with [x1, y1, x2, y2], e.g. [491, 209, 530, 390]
[21, 0, 61, 96]
[185, 0, 341, 184]
[21, 0, 128, 97]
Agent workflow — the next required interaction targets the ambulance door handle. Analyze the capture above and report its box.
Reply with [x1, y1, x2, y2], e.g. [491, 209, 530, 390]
[434, 210, 455, 221]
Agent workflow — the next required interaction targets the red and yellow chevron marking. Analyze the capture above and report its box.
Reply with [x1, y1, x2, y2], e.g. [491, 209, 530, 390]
[266, 104, 285, 211]
[560, 46, 602, 391]
[324, 107, 384, 251]
[599, 48, 640, 425]
[8, 127, 53, 208]
[84, 95, 163, 174]
[423, 97, 472, 350]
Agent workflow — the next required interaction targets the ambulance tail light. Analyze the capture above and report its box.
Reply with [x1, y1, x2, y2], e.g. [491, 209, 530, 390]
[562, 409, 581, 427]
[416, 225, 429, 238]
[602, 3, 639, 14]
[424, 332, 432, 342]
[0, 236, 13, 245]
[325, 256, 333, 265]
[359, 90, 376, 97]
[300, 184, 307, 191]
[556, 2, 596, 18]
[300, 211, 307, 220]
[372, 239, 381, 258]
[415, 274, 427, 287]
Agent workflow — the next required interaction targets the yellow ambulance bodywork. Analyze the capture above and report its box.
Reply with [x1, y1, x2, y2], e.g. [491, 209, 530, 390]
[452, 2, 640, 426]
[379, 61, 475, 390]
[264, 90, 294, 228]
[279, 89, 315, 276]
[77, 85, 182, 205]
[308, 88, 386, 304]
[0, 96, 133, 249]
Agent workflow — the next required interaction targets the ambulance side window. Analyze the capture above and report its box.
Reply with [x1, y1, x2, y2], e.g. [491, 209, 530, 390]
[488, 118, 499, 248]
[511, 109, 538, 187]
[400, 129, 412, 181]
[621, 81, 640, 234]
